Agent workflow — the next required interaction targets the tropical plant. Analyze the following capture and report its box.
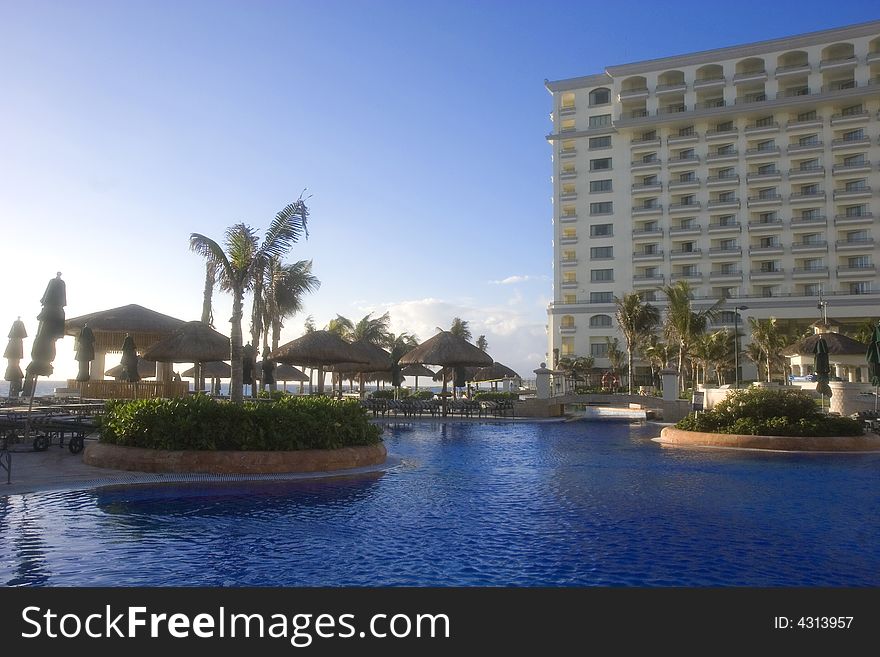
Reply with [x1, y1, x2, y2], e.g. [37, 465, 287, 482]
[262, 259, 320, 352]
[350, 312, 392, 347]
[326, 314, 354, 337]
[849, 318, 880, 345]
[557, 355, 594, 386]
[476, 335, 488, 352]
[614, 292, 660, 394]
[303, 315, 316, 333]
[605, 337, 626, 378]
[446, 317, 472, 341]
[388, 331, 419, 392]
[692, 330, 734, 386]
[190, 198, 309, 403]
[642, 334, 677, 388]
[661, 281, 722, 390]
[747, 317, 790, 383]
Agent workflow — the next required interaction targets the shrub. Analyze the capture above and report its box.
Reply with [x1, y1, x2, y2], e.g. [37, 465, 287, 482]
[258, 390, 292, 401]
[472, 391, 518, 402]
[99, 395, 382, 451]
[675, 387, 863, 436]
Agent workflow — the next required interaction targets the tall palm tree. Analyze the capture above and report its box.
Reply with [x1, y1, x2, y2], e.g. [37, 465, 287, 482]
[605, 337, 626, 380]
[262, 259, 320, 352]
[661, 281, 722, 390]
[642, 334, 677, 389]
[326, 314, 354, 337]
[303, 315, 316, 333]
[614, 292, 660, 394]
[350, 312, 392, 347]
[748, 317, 789, 383]
[476, 335, 488, 352]
[446, 317, 472, 341]
[388, 331, 419, 395]
[190, 200, 308, 403]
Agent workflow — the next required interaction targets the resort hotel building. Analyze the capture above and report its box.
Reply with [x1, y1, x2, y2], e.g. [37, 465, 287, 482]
[545, 20, 880, 381]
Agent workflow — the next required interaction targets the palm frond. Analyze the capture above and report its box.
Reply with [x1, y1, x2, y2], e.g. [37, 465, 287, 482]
[223, 224, 259, 284]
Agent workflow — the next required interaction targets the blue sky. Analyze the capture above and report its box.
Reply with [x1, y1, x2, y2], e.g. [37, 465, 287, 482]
[1, 0, 877, 382]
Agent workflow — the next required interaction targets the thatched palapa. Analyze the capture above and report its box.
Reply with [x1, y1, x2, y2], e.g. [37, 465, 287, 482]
[782, 333, 867, 356]
[106, 357, 157, 379]
[142, 321, 230, 363]
[182, 361, 231, 379]
[329, 342, 392, 374]
[472, 362, 520, 382]
[65, 304, 188, 353]
[270, 331, 369, 395]
[400, 331, 493, 369]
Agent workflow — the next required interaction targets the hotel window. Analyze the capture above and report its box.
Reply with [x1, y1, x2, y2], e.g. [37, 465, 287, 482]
[639, 290, 657, 302]
[560, 92, 575, 109]
[717, 143, 735, 155]
[760, 286, 775, 298]
[850, 282, 871, 295]
[718, 191, 735, 202]
[561, 183, 576, 195]
[591, 269, 613, 282]
[799, 134, 819, 146]
[678, 125, 695, 136]
[589, 136, 611, 149]
[590, 201, 613, 215]
[848, 256, 871, 269]
[803, 258, 823, 271]
[757, 163, 777, 174]
[799, 158, 820, 171]
[562, 205, 576, 217]
[640, 130, 657, 141]
[719, 262, 737, 274]
[719, 238, 737, 250]
[679, 171, 696, 182]
[680, 217, 696, 229]
[845, 205, 868, 217]
[590, 179, 612, 193]
[561, 118, 576, 132]
[758, 188, 778, 200]
[681, 264, 698, 276]
[717, 167, 736, 179]
[563, 271, 577, 283]
[801, 233, 822, 244]
[561, 337, 575, 356]
[676, 148, 695, 160]
[589, 315, 613, 328]
[759, 261, 779, 273]
[640, 152, 658, 163]
[717, 215, 736, 226]
[561, 162, 576, 174]
[562, 227, 577, 239]
[641, 267, 658, 278]
[718, 311, 737, 324]
[799, 183, 818, 195]
[679, 241, 696, 252]
[756, 139, 776, 152]
[590, 246, 613, 259]
[560, 315, 575, 328]
[590, 342, 609, 358]
[796, 110, 817, 122]
[590, 291, 613, 303]
[561, 139, 576, 152]
[759, 236, 779, 248]
[589, 114, 612, 128]
[563, 294, 577, 304]
[590, 157, 611, 171]
[841, 129, 864, 142]
[801, 208, 820, 219]
[845, 179, 868, 192]
[641, 174, 658, 185]
[758, 211, 777, 222]
[755, 115, 775, 127]
[562, 249, 576, 262]
[680, 194, 696, 206]
[643, 243, 659, 254]
[845, 230, 868, 243]
[714, 120, 733, 132]
[842, 154, 866, 167]
[590, 223, 613, 237]
[803, 283, 821, 296]
[589, 88, 610, 106]
[841, 104, 864, 117]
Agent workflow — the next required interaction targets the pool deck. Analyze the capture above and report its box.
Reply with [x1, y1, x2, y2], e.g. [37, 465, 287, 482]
[0, 439, 401, 497]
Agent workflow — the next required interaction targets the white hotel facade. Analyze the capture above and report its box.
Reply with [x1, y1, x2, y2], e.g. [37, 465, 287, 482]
[545, 20, 880, 379]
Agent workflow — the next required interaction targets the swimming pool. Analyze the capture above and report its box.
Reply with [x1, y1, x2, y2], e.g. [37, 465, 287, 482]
[2, 421, 878, 586]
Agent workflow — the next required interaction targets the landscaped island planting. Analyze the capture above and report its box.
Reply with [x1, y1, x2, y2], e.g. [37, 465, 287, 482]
[99, 395, 382, 450]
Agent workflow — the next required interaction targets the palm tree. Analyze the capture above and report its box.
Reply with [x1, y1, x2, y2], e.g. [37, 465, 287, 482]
[692, 330, 734, 386]
[661, 281, 722, 390]
[388, 331, 419, 395]
[303, 315, 316, 333]
[850, 318, 880, 345]
[557, 355, 594, 389]
[614, 292, 660, 394]
[446, 317, 472, 341]
[350, 312, 392, 347]
[261, 259, 320, 353]
[326, 314, 354, 337]
[605, 337, 626, 383]
[190, 200, 308, 403]
[744, 341, 767, 382]
[748, 317, 789, 383]
[642, 334, 677, 389]
[476, 335, 488, 352]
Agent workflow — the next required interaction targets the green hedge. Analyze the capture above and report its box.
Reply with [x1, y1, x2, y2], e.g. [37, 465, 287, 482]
[472, 391, 518, 402]
[676, 387, 863, 437]
[99, 395, 382, 451]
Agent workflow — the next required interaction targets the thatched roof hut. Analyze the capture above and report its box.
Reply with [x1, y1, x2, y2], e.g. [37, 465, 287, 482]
[142, 321, 230, 363]
[269, 363, 309, 382]
[399, 331, 493, 368]
[328, 341, 392, 374]
[105, 357, 157, 379]
[65, 304, 188, 353]
[400, 363, 434, 378]
[270, 331, 368, 366]
[472, 362, 520, 382]
[182, 361, 231, 378]
[782, 333, 867, 356]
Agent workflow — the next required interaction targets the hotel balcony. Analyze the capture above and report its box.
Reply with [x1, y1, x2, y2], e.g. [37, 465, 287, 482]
[559, 213, 578, 223]
[559, 170, 577, 180]
[667, 154, 700, 168]
[746, 171, 782, 183]
[668, 201, 701, 213]
[559, 236, 578, 245]
[709, 269, 744, 282]
[735, 93, 769, 105]
[775, 63, 811, 77]
[656, 81, 687, 95]
[707, 174, 740, 187]
[835, 238, 875, 251]
[657, 104, 688, 116]
[670, 248, 702, 260]
[747, 193, 783, 208]
[792, 267, 830, 278]
[832, 161, 872, 175]
[631, 158, 662, 171]
[833, 213, 873, 225]
[632, 204, 663, 216]
[560, 258, 578, 267]
[837, 264, 877, 277]
[789, 191, 826, 203]
[669, 224, 702, 236]
[707, 221, 742, 233]
[668, 178, 701, 191]
[833, 186, 872, 200]
[745, 146, 781, 159]
[559, 326, 577, 334]
[744, 121, 780, 135]
[830, 109, 871, 125]
[868, 51, 880, 64]
[791, 240, 828, 253]
[632, 274, 665, 286]
[560, 281, 579, 289]
[632, 249, 664, 261]
[630, 136, 661, 148]
[559, 148, 577, 159]
[559, 191, 578, 201]
[733, 70, 768, 84]
[818, 55, 858, 72]
[632, 226, 664, 238]
[790, 214, 827, 227]
[747, 218, 784, 232]
[708, 246, 742, 257]
[775, 87, 812, 100]
[789, 165, 825, 180]
[831, 136, 871, 150]
[706, 150, 739, 163]
[667, 133, 700, 145]
[787, 141, 824, 154]
[707, 198, 741, 210]
[750, 268, 786, 280]
[631, 181, 663, 193]
[559, 104, 577, 116]
[749, 245, 784, 256]
[785, 117, 824, 131]
[618, 86, 649, 100]
[693, 76, 726, 89]
[705, 126, 737, 140]
[670, 271, 703, 281]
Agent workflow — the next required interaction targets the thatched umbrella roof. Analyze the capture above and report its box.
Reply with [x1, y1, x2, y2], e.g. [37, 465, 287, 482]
[269, 331, 369, 366]
[182, 361, 231, 378]
[105, 358, 156, 379]
[782, 332, 867, 357]
[142, 321, 229, 363]
[432, 366, 479, 382]
[328, 342, 392, 374]
[400, 363, 434, 378]
[65, 304, 188, 353]
[472, 362, 520, 382]
[399, 331, 494, 368]
[267, 363, 309, 382]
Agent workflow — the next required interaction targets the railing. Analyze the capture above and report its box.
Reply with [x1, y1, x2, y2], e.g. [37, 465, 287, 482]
[694, 76, 725, 85]
[776, 88, 811, 98]
[745, 146, 781, 156]
[708, 198, 740, 207]
[631, 182, 662, 192]
[707, 150, 738, 160]
[708, 221, 741, 230]
[706, 175, 740, 184]
[655, 82, 686, 92]
[819, 56, 857, 68]
[789, 165, 824, 175]
[792, 240, 828, 248]
[775, 63, 810, 74]
[787, 141, 823, 152]
[832, 161, 871, 173]
[792, 267, 829, 274]
[709, 246, 742, 254]
[836, 238, 874, 247]
[632, 227, 663, 236]
[669, 201, 701, 210]
[834, 186, 872, 197]
[68, 380, 190, 399]
[791, 214, 826, 224]
[747, 218, 783, 227]
[748, 194, 783, 203]
[670, 249, 702, 256]
[695, 99, 726, 109]
[790, 191, 825, 200]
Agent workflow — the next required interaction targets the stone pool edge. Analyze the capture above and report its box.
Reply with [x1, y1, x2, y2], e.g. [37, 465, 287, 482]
[655, 426, 880, 452]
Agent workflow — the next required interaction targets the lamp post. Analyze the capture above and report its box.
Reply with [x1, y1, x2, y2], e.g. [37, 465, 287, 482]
[733, 305, 749, 388]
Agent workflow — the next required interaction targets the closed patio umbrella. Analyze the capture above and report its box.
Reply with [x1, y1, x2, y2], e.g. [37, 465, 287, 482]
[813, 335, 832, 410]
[105, 357, 157, 380]
[74, 324, 96, 382]
[119, 334, 141, 383]
[23, 272, 66, 395]
[4, 318, 27, 398]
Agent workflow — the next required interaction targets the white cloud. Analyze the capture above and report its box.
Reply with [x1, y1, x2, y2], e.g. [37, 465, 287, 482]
[488, 274, 548, 285]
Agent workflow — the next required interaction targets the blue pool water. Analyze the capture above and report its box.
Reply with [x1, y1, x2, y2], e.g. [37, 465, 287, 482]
[1, 421, 878, 586]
